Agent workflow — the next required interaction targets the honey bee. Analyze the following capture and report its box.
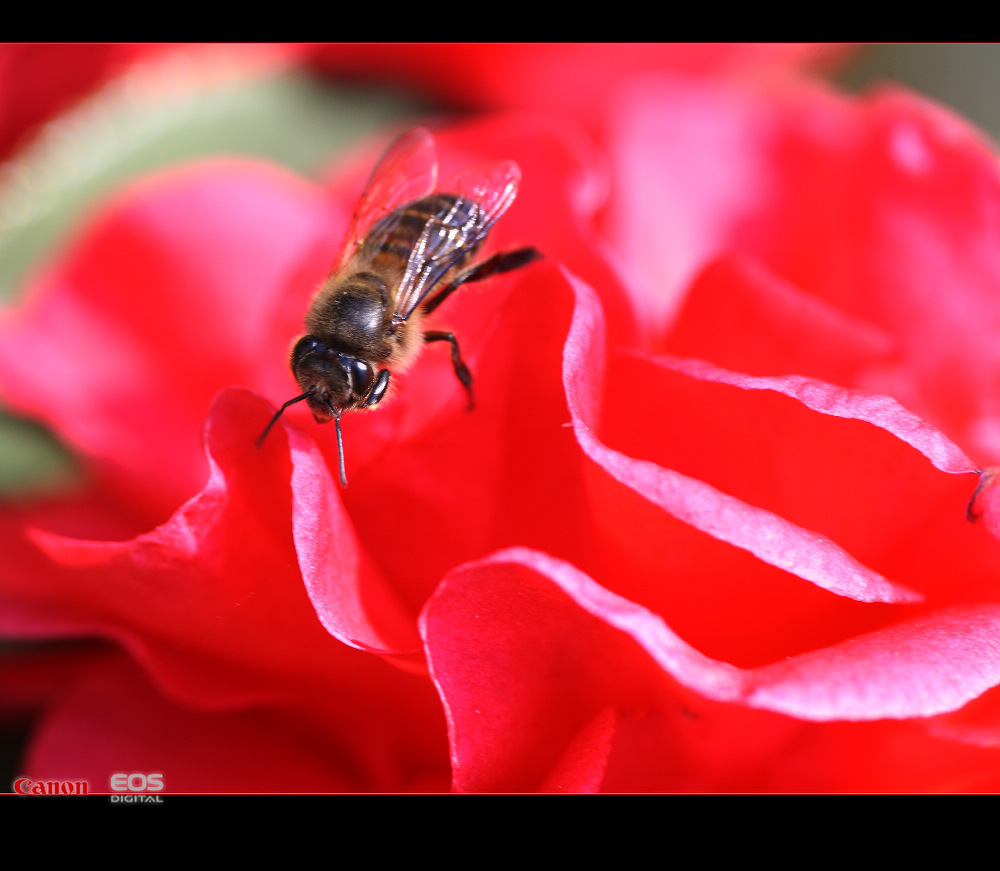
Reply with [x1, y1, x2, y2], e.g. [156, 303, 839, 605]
[258, 126, 542, 486]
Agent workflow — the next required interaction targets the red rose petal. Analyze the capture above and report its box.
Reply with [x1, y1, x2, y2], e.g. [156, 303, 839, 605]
[602, 78, 1000, 464]
[647, 353, 977, 475]
[665, 254, 896, 385]
[1, 388, 367, 707]
[280, 402, 423, 657]
[536, 707, 617, 793]
[424, 548, 1000, 791]
[21, 650, 356, 792]
[564, 272, 927, 606]
[21, 649, 449, 792]
[326, 260, 593, 618]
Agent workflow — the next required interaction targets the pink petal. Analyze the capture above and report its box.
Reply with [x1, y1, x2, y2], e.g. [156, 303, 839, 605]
[745, 605, 1000, 720]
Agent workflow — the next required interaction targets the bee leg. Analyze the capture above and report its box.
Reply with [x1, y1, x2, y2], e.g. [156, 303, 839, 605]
[422, 247, 542, 316]
[424, 330, 474, 410]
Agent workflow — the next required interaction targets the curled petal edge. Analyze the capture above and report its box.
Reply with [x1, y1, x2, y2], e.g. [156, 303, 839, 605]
[452, 547, 1000, 721]
[562, 270, 978, 605]
[639, 353, 978, 476]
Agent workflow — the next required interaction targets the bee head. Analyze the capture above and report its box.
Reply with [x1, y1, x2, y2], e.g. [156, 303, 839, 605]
[289, 335, 383, 421]
[257, 337, 389, 488]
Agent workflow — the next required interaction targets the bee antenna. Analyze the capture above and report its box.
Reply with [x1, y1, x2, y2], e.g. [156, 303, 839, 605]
[256, 391, 313, 449]
[332, 407, 348, 488]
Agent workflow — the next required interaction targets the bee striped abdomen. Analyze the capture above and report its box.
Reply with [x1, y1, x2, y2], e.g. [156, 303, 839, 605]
[362, 194, 481, 270]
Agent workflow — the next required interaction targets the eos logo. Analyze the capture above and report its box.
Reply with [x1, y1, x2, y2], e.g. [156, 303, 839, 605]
[110, 773, 164, 793]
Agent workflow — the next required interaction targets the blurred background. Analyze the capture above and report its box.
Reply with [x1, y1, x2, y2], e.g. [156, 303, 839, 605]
[1, 42, 999, 785]
[1, 43, 999, 498]
[840, 43, 1000, 137]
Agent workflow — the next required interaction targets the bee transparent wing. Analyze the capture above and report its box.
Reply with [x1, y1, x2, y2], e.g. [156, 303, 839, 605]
[451, 159, 521, 232]
[333, 126, 438, 273]
[393, 160, 522, 320]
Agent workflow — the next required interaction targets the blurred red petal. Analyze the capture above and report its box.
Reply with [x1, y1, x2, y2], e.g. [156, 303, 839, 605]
[0, 160, 336, 522]
[0, 643, 105, 725]
[308, 44, 852, 116]
[22, 649, 448, 792]
[0, 44, 152, 159]
[22, 650, 355, 792]
[602, 78, 1000, 465]
[0, 44, 300, 161]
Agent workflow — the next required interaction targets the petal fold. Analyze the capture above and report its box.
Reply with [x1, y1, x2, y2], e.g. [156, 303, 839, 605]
[424, 547, 1000, 790]
[564, 272, 929, 604]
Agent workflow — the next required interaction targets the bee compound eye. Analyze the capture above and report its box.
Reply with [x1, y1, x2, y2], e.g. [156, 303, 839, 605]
[344, 356, 374, 396]
[291, 336, 322, 367]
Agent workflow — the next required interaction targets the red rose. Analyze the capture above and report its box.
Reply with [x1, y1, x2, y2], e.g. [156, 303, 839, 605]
[4, 71, 1000, 791]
